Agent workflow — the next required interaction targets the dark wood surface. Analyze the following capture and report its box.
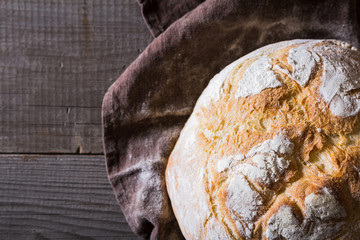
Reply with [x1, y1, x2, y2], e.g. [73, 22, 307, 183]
[0, 155, 141, 240]
[0, 0, 153, 153]
[0, 0, 153, 239]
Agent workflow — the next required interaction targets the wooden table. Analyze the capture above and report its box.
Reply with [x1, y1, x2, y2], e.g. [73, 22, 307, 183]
[0, 1, 153, 239]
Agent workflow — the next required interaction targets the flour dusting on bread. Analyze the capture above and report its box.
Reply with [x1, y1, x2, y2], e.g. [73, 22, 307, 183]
[266, 206, 302, 240]
[241, 134, 294, 186]
[305, 187, 346, 221]
[317, 42, 360, 117]
[266, 187, 347, 240]
[286, 45, 320, 87]
[235, 57, 282, 99]
[166, 40, 360, 240]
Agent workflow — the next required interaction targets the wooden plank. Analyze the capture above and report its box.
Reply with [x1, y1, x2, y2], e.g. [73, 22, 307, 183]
[0, 154, 141, 240]
[0, 0, 153, 153]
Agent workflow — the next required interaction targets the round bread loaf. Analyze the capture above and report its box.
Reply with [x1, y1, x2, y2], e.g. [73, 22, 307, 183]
[165, 39, 360, 240]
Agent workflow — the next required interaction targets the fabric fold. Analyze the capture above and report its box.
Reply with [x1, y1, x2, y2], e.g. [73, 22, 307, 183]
[137, 0, 205, 37]
[103, 0, 360, 239]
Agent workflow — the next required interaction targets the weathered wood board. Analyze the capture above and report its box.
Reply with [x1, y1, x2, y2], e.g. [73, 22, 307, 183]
[0, 0, 153, 153]
[0, 154, 141, 240]
[0, 0, 153, 238]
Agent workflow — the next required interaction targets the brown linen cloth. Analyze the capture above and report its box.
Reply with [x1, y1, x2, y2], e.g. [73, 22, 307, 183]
[137, 0, 205, 37]
[102, 0, 360, 239]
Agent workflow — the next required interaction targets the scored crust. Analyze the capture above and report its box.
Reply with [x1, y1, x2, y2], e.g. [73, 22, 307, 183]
[165, 39, 360, 240]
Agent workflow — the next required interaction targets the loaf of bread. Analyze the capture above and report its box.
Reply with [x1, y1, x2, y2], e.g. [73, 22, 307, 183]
[165, 39, 360, 239]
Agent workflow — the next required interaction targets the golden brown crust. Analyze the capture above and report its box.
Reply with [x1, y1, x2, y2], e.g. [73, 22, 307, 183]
[166, 40, 360, 239]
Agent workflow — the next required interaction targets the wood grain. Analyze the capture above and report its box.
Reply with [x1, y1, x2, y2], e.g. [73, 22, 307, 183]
[0, 0, 153, 153]
[0, 154, 141, 240]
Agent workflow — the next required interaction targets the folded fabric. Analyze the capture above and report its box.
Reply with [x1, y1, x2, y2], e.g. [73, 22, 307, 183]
[137, 0, 205, 37]
[102, 0, 360, 239]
